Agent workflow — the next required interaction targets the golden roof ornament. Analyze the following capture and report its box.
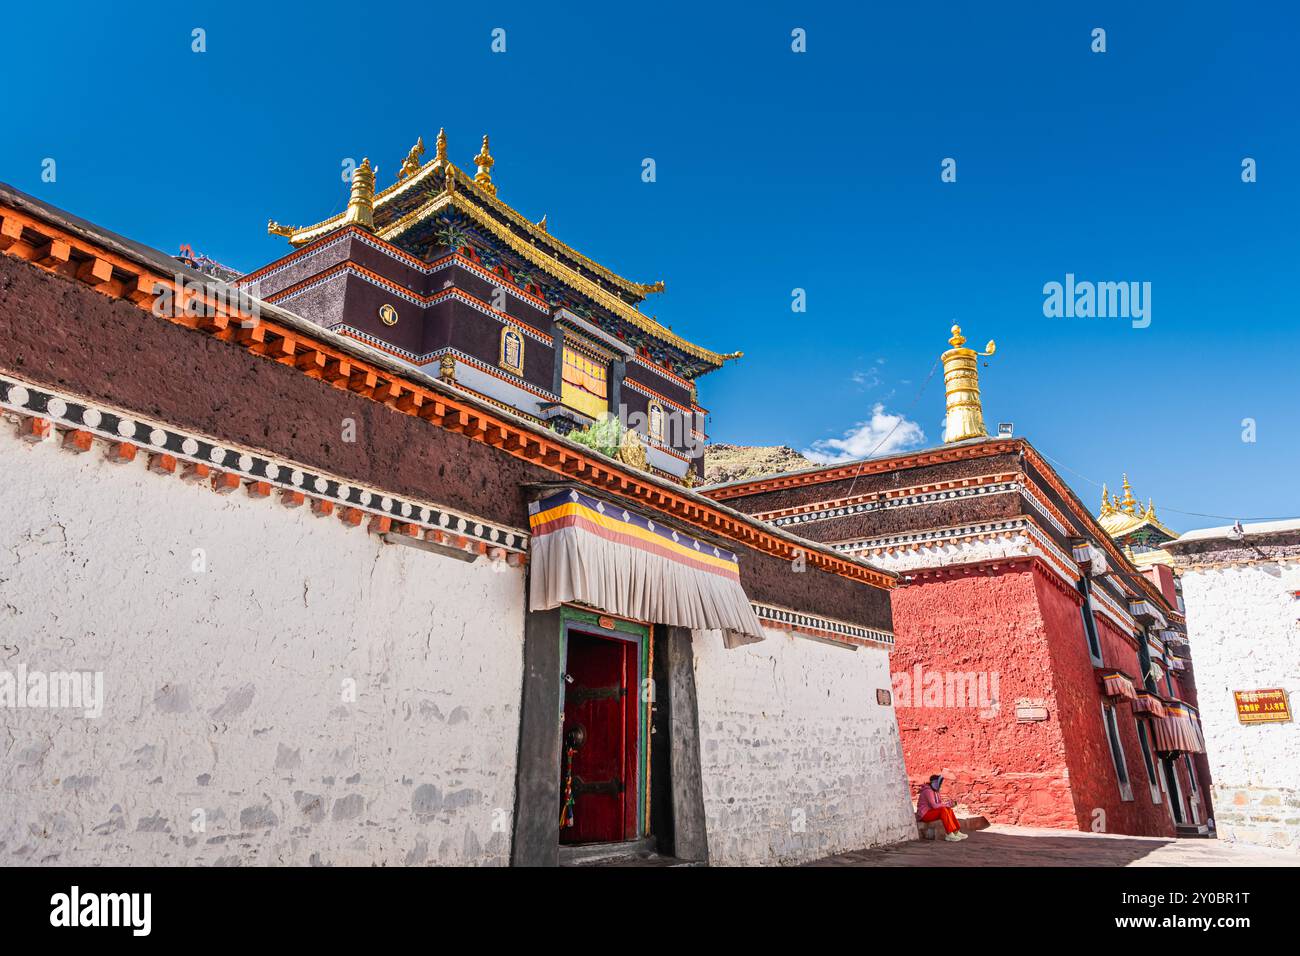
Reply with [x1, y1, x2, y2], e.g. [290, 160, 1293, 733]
[397, 137, 425, 181]
[343, 158, 375, 231]
[941, 324, 997, 444]
[1120, 474, 1137, 514]
[536, 214, 548, 233]
[434, 127, 448, 167]
[1099, 484, 1113, 516]
[267, 219, 297, 238]
[473, 135, 497, 196]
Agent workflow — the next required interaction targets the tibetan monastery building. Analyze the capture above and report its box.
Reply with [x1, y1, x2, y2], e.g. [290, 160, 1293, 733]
[703, 326, 1209, 838]
[0, 131, 918, 867]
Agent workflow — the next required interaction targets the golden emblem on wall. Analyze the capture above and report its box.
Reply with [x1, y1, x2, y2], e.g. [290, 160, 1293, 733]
[500, 326, 525, 375]
[617, 427, 649, 471]
[378, 303, 399, 326]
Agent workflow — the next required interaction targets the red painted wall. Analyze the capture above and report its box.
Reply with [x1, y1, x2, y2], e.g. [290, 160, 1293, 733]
[891, 559, 1176, 836]
[890, 562, 1077, 828]
[1038, 580, 1175, 837]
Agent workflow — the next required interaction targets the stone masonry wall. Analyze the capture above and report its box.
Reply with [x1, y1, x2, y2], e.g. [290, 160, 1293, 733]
[0, 423, 526, 865]
[691, 626, 915, 865]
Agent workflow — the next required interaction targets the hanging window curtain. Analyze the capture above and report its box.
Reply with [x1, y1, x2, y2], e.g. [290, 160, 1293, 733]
[561, 347, 608, 420]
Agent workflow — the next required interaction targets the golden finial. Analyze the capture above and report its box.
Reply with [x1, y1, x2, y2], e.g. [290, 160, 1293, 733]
[268, 219, 297, 238]
[1144, 497, 1157, 520]
[434, 127, 448, 165]
[444, 162, 457, 194]
[474, 135, 496, 196]
[343, 158, 375, 231]
[398, 136, 425, 181]
[1099, 484, 1112, 516]
[536, 214, 548, 233]
[1120, 474, 1137, 514]
[942, 324, 997, 444]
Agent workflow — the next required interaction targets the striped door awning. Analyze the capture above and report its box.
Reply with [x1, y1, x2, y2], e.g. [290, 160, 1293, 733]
[1097, 668, 1138, 700]
[528, 488, 766, 643]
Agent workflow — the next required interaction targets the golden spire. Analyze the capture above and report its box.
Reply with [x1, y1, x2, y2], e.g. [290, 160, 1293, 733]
[941, 324, 997, 444]
[343, 158, 375, 230]
[433, 128, 448, 167]
[1120, 474, 1137, 514]
[1144, 497, 1157, 520]
[398, 136, 425, 181]
[474, 135, 496, 196]
[1099, 484, 1112, 516]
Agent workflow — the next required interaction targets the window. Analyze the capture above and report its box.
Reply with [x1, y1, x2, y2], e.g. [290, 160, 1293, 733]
[1078, 579, 1103, 665]
[1136, 720, 1161, 804]
[1101, 703, 1134, 801]
[560, 346, 608, 420]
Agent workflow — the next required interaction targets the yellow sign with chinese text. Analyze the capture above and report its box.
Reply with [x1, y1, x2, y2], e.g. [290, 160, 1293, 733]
[1233, 689, 1292, 724]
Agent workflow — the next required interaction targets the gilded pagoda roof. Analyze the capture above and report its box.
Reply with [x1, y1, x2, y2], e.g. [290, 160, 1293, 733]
[268, 131, 739, 369]
[1097, 475, 1178, 542]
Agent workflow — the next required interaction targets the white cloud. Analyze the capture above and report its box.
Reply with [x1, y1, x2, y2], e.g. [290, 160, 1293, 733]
[850, 368, 881, 389]
[804, 403, 927, 463]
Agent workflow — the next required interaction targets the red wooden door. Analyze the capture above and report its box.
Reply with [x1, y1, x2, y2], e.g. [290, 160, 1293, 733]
[560, 631, 637, 844]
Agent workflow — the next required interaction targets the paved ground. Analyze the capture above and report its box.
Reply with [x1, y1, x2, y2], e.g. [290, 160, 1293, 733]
[808, 824, 1299, 867]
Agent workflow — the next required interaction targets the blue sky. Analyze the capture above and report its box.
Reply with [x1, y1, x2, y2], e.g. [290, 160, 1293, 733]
[2, 2, 1295, 529]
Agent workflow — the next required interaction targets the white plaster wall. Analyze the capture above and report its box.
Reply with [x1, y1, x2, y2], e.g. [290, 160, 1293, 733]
[1180, 561, 1300, 849]
[0, 429, 526, 866]
[692, 626, 916, 865]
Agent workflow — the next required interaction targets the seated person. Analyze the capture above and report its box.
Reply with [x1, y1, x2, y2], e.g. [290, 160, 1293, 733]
[916, 774, 967, 842]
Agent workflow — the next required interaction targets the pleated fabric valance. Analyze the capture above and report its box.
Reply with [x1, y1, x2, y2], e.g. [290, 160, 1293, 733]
[1097, 668, 1138, 701]
[528, 489, 766, 643]
[1152, 703, 1206, 754]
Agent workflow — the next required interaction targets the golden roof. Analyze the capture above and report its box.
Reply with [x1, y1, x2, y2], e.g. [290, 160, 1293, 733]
[267, 132, 737, 367]
[1097, 475, 1178, 541]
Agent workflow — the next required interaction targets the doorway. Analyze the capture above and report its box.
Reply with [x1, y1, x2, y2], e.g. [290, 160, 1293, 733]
[558, 610, 649, 846]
